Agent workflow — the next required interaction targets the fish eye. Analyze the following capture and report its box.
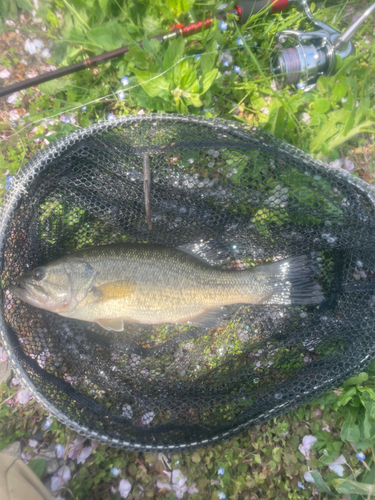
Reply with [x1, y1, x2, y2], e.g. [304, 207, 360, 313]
[33, 268, 45, 281]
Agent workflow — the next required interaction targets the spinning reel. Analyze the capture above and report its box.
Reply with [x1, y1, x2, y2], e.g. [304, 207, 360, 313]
[271, 0, 375, 90]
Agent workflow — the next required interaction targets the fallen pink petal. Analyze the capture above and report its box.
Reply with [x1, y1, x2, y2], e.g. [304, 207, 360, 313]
[17, 389, 31, 405]
[28, 439, 38, 448]
[0, 69, 11, 79]
[51, 466, 71, 492]
[0, 347, 7, 362]
[77, 445, 93, 464]
[118, 479, 132, 498]
[156, 478, 172, 490]
[298, 435, 317, 459]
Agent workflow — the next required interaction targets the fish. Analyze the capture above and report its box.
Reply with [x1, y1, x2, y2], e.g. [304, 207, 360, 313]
[9, 243, 323, 332]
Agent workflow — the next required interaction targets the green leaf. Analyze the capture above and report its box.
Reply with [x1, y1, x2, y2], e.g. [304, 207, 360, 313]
[163, 37, 185, 73]
[314, 98, 330, 114]
[311, 471, 334, 496]
[343, 372, 368, 387]
[15, 0, 33, 11]
[310, 121, 338, 151]
[38, 77, 72, 95]
[200, 69, 218, 95]
[319, 450, 340, 465]
[332, 82, 347, 100]
[133, 69, 170, 99]
[340, 411, 360, 442]
[191, 452, 201, 464]
[28, 459, 46, 479]
[98, 0, 108, 10]
[333, 479, 375, 496]
[180, 66, 198, 92]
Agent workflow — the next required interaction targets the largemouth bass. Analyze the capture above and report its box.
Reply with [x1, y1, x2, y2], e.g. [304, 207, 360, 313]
[10, 244, 323, 331]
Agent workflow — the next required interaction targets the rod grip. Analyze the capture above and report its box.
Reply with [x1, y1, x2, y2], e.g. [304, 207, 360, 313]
[236, 0, 289, 23]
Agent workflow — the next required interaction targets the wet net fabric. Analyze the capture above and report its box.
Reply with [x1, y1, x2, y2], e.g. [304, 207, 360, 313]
[1, 114, 375, 451]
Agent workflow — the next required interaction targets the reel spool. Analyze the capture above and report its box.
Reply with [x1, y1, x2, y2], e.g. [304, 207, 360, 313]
[271, 1, 375, 90]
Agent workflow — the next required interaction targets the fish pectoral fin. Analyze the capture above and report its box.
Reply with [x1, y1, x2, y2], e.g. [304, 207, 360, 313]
[94, 280, 136, 301]
[186, 306, 228, 329]
[96, 318, 124, 331]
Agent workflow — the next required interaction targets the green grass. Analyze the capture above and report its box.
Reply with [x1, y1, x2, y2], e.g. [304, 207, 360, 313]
[1, 0, 375, 498]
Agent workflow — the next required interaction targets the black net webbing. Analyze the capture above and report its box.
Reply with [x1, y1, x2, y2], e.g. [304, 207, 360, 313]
[1, 114, 375, 451]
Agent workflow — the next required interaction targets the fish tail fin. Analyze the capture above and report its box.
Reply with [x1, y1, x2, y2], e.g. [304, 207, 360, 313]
[255, 255, 323, 305]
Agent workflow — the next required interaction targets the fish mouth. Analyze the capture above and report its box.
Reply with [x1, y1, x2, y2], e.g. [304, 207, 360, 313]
[9, 281, 48, 306]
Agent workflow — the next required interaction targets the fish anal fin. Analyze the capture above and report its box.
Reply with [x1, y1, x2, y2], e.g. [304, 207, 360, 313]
[186, 306, 228, 329]
[95, 280, 136, 301]
[96, 318, 124, 331]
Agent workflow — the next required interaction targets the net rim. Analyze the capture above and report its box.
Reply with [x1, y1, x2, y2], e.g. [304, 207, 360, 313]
[1, 114, 375, 451]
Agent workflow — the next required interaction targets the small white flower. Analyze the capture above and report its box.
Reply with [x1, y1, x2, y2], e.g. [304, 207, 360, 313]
[260, 107, 269, 115]
[5, 20, 16, 26]
[300, 112, 310, 124]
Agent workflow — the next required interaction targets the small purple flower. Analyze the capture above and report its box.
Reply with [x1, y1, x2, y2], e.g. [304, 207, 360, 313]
[43, 418, 52, 430]
[297, 481, 305, 489]
[217, 467, 225, 475]
[107, 113, 115, 120]
[121, 76, 129, 86]
[233, 66, 241, 74]
[356, 452, 366, 461]
[219, 21, 228, 31]
[195, 55, 201, 61]
[237, 37, 244, 46]
[222, 60, 230, 67]
[81, 106, 87, 111]
[55, 444, 65, 458]
[111, 467, 120, 476]
[218, 493, 226, 499]
[118, 91, 125, 101]
[297, 81, 306, 90]
[29, 439, 38, 448]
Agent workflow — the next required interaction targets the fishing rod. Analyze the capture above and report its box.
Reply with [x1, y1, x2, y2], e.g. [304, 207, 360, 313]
[0, 0, 293, 99]
[0, 0, 374, 98]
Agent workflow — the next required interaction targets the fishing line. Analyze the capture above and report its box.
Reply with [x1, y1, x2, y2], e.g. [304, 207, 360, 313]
[0, 44, 271, 145]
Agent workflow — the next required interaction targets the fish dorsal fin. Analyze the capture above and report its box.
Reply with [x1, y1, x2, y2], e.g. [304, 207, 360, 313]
[186, 306, 228, 329]
[94, 280, 136, 301]
[96, 318, 124, 331]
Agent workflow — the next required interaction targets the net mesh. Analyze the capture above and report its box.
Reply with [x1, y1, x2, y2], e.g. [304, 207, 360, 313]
[1, 114, 375, 451]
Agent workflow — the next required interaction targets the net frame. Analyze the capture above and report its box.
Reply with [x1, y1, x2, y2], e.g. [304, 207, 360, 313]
[0, 113, 374, 451]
